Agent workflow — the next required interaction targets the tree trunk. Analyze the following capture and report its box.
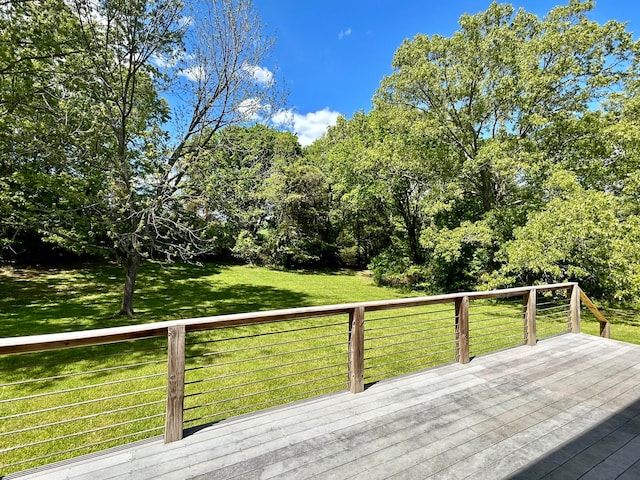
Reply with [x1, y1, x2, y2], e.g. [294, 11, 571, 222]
[119, 252, 141, 317]
[479, 166, 494, 213]
[406, 220, 424, 264]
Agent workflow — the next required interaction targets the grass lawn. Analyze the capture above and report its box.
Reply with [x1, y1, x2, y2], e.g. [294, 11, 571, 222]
[0, 261, 407, 337]
[1, 261, 638, 476]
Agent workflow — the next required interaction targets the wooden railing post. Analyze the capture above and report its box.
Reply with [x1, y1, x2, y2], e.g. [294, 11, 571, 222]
[524, 289, 537, 346]
[348, 306, 365, 393]
[569, 285, 581, 333]
[165, 324, 186, 443]
[455, 297, 470, 364]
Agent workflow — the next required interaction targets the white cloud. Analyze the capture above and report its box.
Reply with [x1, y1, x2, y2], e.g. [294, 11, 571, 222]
[179, 64, 206, 82]
[338, 28, 352, 40]
[238, 98, 265, 121]
[273, 108, 341, 146]
[151, 49, 187, 69]
[242, 63, 274, 86]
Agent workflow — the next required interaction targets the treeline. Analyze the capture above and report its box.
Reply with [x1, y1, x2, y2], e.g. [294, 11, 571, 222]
[3, 0, 640, 312]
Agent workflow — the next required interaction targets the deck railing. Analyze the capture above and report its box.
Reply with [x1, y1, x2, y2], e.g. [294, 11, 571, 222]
[0, 282, 610, 476]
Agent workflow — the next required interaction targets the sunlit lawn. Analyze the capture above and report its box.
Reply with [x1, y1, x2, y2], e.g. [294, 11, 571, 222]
[1, 261, 638, 476]
[0, 261, 407, 337]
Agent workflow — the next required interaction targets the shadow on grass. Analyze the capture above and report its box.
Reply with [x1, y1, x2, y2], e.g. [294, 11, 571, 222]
[0, 261, 314, 384]
[0, 261, 312, 337]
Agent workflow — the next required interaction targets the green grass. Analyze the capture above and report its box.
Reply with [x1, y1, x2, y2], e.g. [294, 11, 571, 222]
[0, 261, 412, 475]
[1, 262, 639, 476]
[0, 262, 406, 337]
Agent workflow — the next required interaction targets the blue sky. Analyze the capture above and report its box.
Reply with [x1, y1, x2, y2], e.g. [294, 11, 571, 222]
[253, 0, 640, 145]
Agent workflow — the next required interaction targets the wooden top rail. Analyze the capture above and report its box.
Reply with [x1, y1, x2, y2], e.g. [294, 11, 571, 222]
[579, 289, 611, 338]
[0, 282, 577, 355]
[579, 290, 608, 323]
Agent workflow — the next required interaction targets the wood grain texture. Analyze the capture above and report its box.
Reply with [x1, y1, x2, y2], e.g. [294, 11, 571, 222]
[0, 283, 578, 355]
[580, 288, 611, 339]
[570, 285, 581, 334]
[348, 307, 365, 393]
[164, 325, 185, 443]
[525, 289, 537, 346]
[16, 334, 640, 480]
[455, 296, 470, 364]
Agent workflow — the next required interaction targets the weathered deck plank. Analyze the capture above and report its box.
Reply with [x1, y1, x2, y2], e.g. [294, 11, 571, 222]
[9, 333, 640, 480]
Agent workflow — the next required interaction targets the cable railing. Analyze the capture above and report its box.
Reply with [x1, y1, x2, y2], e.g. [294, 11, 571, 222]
[0, 337, 167, 475]
[182, 315, 348, 428]
[0, 282, 610, 476]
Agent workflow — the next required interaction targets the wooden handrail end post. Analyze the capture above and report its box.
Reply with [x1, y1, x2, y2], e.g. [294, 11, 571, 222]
[600, 320, 611, 339]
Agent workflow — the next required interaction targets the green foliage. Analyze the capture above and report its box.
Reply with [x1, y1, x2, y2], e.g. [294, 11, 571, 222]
[4, 0, 640, 309]
[359, 0, 640, 299]
[1, 0, 279, 316]
[0, 0, 108, 257]
[195, 125, 335, 268]
[369, 245, 428, 290]
[262, 160, 334, 267]
[490, 172, 640, 301]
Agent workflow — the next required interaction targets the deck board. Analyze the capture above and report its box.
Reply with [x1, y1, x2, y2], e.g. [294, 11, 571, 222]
[9, 333, 640, 480]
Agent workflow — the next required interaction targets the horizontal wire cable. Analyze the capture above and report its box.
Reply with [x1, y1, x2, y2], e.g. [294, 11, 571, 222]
[365, 341, 456, 362]
[185, 362, 345, 399]
[0, 384, 166, 421]
[537, 311, 570, 318]
[538, 306, 570, 313]
[3, 425, 164, 471]
[471, 327, 524, 340]
[470, 321, 522, 333]
[0, 412, 165, 454]
[536, 299, 570, 307]
[186, 332, 346, 365]
[186, 319, 347, 347]
[468, 304, 525, 316]
[0, 398, 165, 437]
[537, 314, 570, 321]
[184, 372, 346, 412]
[365, 317, 454, 334]
[471, 331, 524, 344]
[366, 358, 445, 380]
[365, 331, 457, 350]
[468, 315, 522, 327]
[0, 371, 165, 404]
[537, 305, 570, 314]
[367, 331, 456, 349]
[365, 306, 453, 323]
[185, 342, 346, 375]
[365, 324, 453, 343]
[185, 351, 345, 387]
[184, 382, 346, 426]
[0, 343, 166, 374]
[366, 347, 454, 371]
[1, 358, 166, 388]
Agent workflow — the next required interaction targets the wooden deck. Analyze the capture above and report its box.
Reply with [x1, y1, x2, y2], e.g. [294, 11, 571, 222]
[10, 333, 640, 480]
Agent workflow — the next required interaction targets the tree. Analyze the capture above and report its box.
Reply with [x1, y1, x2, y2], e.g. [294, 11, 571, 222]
[261, 158, 334, 268]
[491, 171, 640, 301]
[0, 0, 106, 258]
[371, 0, 639, 292]
[379, 0, 634, 209]
[310, 108, 456, 271]
[37, 0, 279, 316]
[188, 124, 304, 264]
